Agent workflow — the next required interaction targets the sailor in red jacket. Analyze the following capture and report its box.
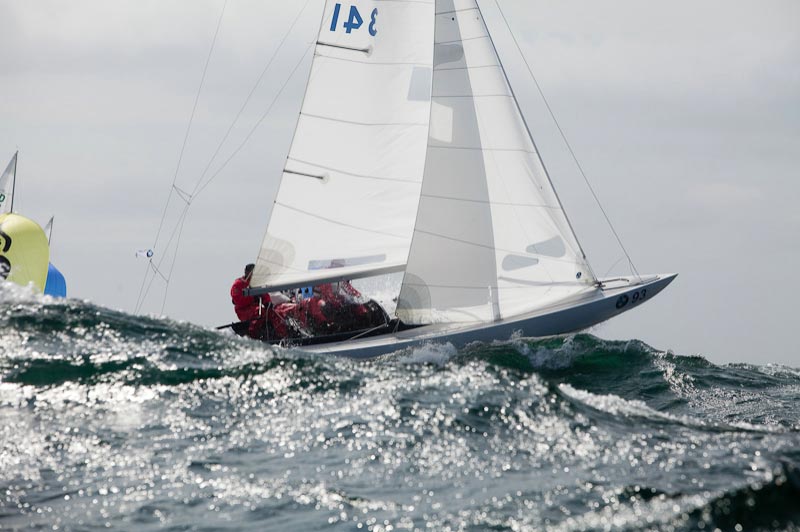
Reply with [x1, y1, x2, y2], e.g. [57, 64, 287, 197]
[231, 263, 271, 339]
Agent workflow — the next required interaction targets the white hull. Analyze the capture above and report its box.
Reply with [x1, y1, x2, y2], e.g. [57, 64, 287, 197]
[298, 273, 677, 359]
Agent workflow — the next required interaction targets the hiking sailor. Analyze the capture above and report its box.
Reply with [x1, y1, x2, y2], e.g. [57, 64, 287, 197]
[230, 263, 294, 340]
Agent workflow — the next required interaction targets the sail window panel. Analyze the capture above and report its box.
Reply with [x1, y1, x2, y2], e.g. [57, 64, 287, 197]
[432, 65, 509, 97]
[303, 59, 432, 126]
[435, 9, 486, 44]
[288, 115, 428, 183]
[318, 1, 434, 65]
[427, 97, 481, 150]
[408, 66, 433, 101]
[434, 38, 498, 70]
[487, 203, 573, 261]
[427, 96, 530, 152]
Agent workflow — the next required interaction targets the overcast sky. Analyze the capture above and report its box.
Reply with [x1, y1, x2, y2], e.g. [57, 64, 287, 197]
[1, 1, 798, 365]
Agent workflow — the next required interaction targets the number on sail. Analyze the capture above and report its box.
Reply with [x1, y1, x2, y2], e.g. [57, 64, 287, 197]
[369, 8, 378, 36]
[329, 3, 341, 32]
[329, 4, 377, 35]
[343, 5, 363, 33]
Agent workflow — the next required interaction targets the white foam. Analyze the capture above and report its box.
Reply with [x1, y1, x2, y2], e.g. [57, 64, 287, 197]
[0, 279, 43, 302]
[559, 383, 782, 433]
[512, 333, 583, 370]
[394, 341, 458, 366]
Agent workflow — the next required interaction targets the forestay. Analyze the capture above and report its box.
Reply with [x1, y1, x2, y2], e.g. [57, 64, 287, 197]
[396, 0, 595, 324]
[252, 0, 436, 291]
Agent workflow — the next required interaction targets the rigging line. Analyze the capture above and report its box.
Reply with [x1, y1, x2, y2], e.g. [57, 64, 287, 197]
[492, 0, 641, 279]
[151, 204, 190, 283]
[138, 264, 168, 316]
[136, 204, 190, 313]
[137, 263, 165, 314]
[603, 256, 626, 279]
[134, 263, 152, 313]
[151, 261, 169, 283]
[148, 43, 313, 314]
[476, 0, 597, 282]
[138, 3, 308, 315]
[137, 0, 227, 314]
[151, 0, 228, 250]
[173, 185, 192, 204]
[188, 0, 313, 198]
[136, 264, 162, 315]
[160, 206, 191, 315]
[194, 42, 315, 198]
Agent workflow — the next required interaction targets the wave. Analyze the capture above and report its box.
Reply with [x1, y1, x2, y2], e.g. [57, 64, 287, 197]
[684, 456, 800, 531]
[3, 285, 800, 531]
[2, 284, 800, 429]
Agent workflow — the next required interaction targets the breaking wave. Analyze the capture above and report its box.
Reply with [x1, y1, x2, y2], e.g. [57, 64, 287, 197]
[1, 284, 799, 531]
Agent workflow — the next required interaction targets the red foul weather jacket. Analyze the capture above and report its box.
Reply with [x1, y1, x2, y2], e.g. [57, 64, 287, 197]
[231, 277, 270, 322]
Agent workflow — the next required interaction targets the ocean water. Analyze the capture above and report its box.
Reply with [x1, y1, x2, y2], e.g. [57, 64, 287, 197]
[1, 284, 799, 531]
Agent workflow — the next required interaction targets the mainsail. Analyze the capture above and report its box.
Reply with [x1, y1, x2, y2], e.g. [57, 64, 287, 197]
[396, 0, 595, 324]
[252, 0, 436, 292]
[0, 151, 17, 215]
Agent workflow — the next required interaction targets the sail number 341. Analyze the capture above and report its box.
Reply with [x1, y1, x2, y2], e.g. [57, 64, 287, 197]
[330, 4, 378, 36]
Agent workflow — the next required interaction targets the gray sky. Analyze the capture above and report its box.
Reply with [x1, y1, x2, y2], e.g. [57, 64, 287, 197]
[1, 1, 798, 365]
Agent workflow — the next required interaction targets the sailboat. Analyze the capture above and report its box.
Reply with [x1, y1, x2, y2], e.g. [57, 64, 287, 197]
[0, 151, 64, 295]
[242, 0, 675, 358]
[43, 217, 68, 298]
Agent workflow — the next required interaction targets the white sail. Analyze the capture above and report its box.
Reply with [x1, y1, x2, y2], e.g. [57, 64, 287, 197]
[44, 216, 54, 244]
[396, 0, 595, 324]
[252, 0, 436, 291]
[0, 152, 17, 215]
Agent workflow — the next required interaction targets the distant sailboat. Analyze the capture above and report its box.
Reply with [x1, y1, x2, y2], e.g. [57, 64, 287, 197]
[240, 0, 675, 357]
[0, 152, 59, 295]
[43, 216, 67, 298]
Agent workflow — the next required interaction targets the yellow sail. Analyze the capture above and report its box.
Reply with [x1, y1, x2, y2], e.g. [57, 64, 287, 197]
[0, 213, 50, 292]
